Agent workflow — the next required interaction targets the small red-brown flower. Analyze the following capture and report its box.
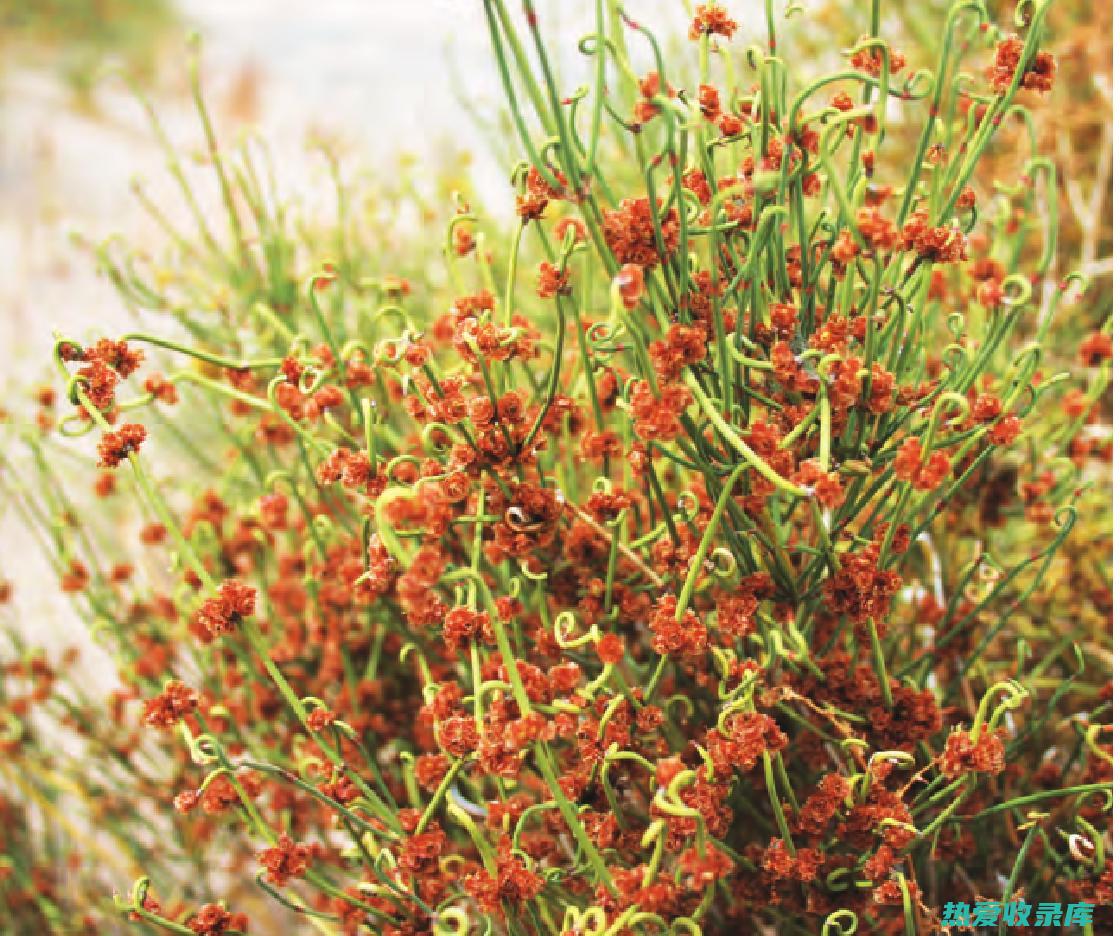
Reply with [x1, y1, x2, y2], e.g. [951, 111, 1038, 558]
[174, 789, 201, 813]
[718, 112, 744, 137]
[988, 415, 1021, 446]
[988, 35, 1056, 94]
[128, 891, 163, 923]
[97, 423, 147, 468]
[629, 380, 692, 442]
[536, 261, 570, 299]
[414, 754, 450, 792]
[939, 725, 1006, 780]
[87, 338, 144, 377]
[602, 198, 680, 269]
[454, 224, 476, 257]
[463, 835, 542, 912]
[761, 837, 795, 877]
[144, 372, 179, 405]
[399, 827, 447, 877]
[194, 579, 257, 640]
[188, 903, 249, 935]
[971, 392, 1002, 423]
[143, 680, 199, 730]
[851, 40, 905, 76]
[894, 436, 952, 491]
[615, 263, 645, 310]
[697, 84, 721, 121]
[649, 594, 708, 657]
[306, 708, 337, 732]
[634, 71, 674, 124]
[595, 633, 625, 665]
[258, 834, 312, 886]
[437, 714, 479, 758]
[689, 4, 737, 42]
[76, 360, 122, 411]
[1079, 332, 1112, 366]
[443, 606, 489, 651]
[516, 166, 567, 220]
[61, 559, 90, 593]
[856, 207, 900, 251]
[679, 845, 734, 889]
[901, 211, 967, 263]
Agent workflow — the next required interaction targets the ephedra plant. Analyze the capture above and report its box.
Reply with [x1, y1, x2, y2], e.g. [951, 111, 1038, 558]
[0, 1, 1112, 934]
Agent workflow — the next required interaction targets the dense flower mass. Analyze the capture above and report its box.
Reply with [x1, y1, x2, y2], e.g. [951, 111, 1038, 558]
[0, 2, 1111, 935]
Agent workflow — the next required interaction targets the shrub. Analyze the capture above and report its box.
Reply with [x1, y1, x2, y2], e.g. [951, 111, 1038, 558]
[1, 1, 1112, 933]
